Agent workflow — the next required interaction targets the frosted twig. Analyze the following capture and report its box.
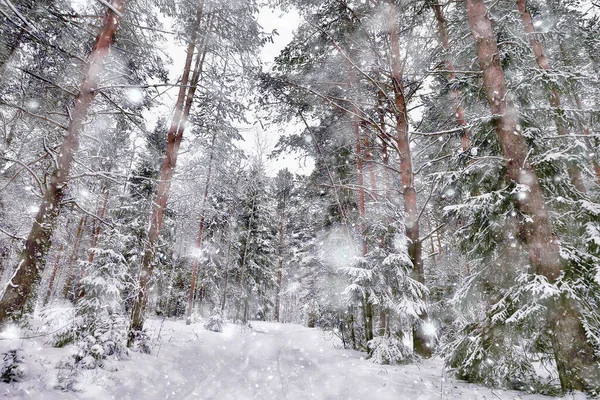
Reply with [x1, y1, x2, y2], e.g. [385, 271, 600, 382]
[0, 321, 75, 341]
[0, 0, 38, 32]
[0, 225, 25, 240]
[0, 101, 68, 130]
[0, 156, 45, 196]
[95, 0, 124, 18]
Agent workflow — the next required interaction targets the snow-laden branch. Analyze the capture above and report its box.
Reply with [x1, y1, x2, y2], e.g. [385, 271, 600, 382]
[95, 0, 124, 18]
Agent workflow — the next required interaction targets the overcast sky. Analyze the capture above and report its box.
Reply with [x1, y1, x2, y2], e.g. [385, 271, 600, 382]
[242, 6, 315, 177]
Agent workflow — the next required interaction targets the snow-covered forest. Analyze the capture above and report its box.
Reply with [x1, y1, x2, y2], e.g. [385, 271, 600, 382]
[0, 0, 599, 398]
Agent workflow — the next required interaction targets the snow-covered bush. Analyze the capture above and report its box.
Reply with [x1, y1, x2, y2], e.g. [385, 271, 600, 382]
[128, 329, 152, 355]
[368, 336, 411, 365]
[55, 359, 79, 392]
[35, 301, 79, 348]
[1, 349, 25, 383]
[71, 315, 129, 370]
[204, 308, 224, 332]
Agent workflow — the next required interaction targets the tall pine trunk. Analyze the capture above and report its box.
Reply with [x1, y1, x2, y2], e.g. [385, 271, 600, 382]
[465, 0, 599, 391]
[0, 0, 126, 324]
[129, 2, 205, 340]
[432, 2, 470, 152]
[185, 130, 217, 324]
[515, 0, 586, 193]
[353, 109, 372, 342]
[389, 5, 431, 357]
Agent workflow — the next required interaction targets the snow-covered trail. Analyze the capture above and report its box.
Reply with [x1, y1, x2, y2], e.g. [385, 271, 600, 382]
[3, 319, 584, 399]
[108, 320, 572, 400]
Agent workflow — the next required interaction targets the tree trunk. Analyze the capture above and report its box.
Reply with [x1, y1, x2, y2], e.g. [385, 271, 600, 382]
[515, 0, 586, 193]
[354, 114, 368, 256]
[0, 0, 126, 325]
[220, 227, 233, 313]
[62, 216, 86, 300]
[378, 306, 387, 336]
[353, 110, 372, 343]
[364, 132, 378, 201]
[378, 92, 392, 202]
[274, 201, 285, 322]
[43, 244, 64, 306]
[349, 306, 356, 350]
[185, 130, 217, 325]
[236, 196, 256, 323]
[432, 2, 470, 152]
[128, 3, 206, 340]
[465, 0, 599, 391]
[389, 6, 431, 357]
[88, 190, 110, 264]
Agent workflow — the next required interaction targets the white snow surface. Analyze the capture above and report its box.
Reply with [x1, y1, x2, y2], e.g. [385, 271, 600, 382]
[0, 319, 587, 399]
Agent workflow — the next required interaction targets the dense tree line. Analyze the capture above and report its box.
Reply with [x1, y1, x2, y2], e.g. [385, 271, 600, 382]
[0, 0, 598, 395]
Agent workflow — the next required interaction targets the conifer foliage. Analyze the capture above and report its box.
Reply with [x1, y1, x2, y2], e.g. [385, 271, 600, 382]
[0, 0, 598, 396]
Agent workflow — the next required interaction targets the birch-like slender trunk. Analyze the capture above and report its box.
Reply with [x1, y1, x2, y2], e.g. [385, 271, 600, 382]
[465, 0, 599, 390]
[0, 0, 126, 324]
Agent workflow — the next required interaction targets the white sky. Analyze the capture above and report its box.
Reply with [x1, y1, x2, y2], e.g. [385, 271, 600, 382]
[240, 7, 314, 177]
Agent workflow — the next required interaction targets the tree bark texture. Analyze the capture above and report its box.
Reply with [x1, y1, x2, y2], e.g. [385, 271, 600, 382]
[465, 0, 599, 391]
[0, 0, 126, 324]
[389, 5, 431, 357]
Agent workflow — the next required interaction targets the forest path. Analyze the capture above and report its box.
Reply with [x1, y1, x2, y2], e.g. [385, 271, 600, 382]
[108, 319, 568, 400]
[8, 318, 582, 399]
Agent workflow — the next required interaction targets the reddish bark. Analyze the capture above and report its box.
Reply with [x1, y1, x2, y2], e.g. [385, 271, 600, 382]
[364, 132, 378, 201]
[0, 0, 126, 324]
[378, 92, 392, 201]
[389, 6, 431, 357]
[353, 116, 373, 341]
[465, 0, 599, 391]
[432, 2, 470, 152]
[516, 0, 586, 193]
[354, 115, 368, 257]
[129, 2, 206, 339]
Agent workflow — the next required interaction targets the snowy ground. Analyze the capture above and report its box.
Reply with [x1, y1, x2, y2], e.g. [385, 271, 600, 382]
[0, 319, 587, 399]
